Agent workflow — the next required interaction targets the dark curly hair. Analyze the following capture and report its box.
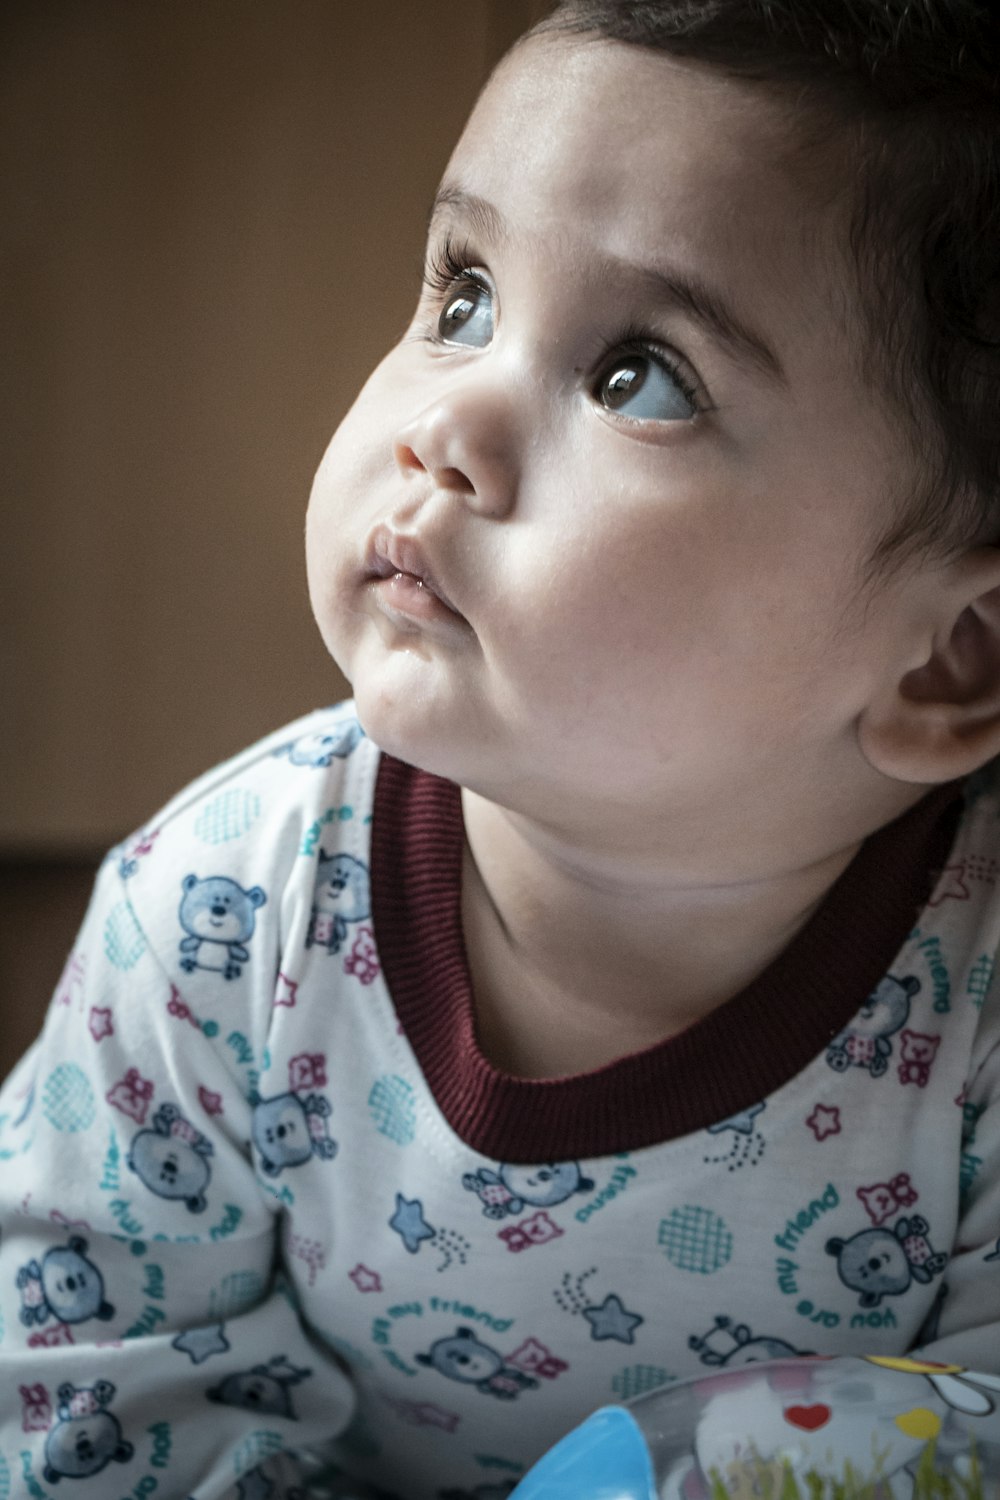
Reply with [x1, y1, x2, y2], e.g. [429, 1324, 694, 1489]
[524, 1, 1000, 579]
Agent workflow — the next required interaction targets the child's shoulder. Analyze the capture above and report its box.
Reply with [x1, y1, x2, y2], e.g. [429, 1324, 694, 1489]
[108, 700, 375, 868]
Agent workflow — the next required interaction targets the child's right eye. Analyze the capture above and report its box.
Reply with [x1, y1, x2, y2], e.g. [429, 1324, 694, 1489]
[421, 233, 495, 349]
[437, 282, 494, 348]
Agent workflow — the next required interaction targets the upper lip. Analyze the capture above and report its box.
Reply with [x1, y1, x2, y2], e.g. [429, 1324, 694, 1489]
[364, 524, 464, 617]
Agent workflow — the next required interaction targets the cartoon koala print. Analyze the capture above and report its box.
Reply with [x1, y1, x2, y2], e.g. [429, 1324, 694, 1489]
[208, 1355, 312, 1419]
[306, 851, 370, 955]
[276, 721, 364, 766]
[43, 1381, 134, 1484]
[462, 1161, 594, 1220]
[250, 1089, 337, 1177]
[178, 873, 267, 979]
[688, 1314, 808, 1367]
[17, 1237, 115, 1328]
[826, 1215, 948, 1307]
[826, 974, 920, 1077]
[127, 1102, 214, 1212]
[416, 1327, 539, 1399]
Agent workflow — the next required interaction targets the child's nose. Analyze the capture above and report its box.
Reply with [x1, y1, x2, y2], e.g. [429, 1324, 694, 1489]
[392, 385, 517, 520]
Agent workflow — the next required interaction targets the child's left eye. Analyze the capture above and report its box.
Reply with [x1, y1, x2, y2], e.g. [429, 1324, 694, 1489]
[595, 347, 699, 422]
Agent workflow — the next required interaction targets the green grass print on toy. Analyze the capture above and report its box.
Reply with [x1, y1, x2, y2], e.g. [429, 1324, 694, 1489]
[708, 1440, 986, 1500]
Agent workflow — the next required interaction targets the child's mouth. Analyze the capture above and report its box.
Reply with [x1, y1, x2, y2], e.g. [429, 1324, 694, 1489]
[364, 524, 468, 628]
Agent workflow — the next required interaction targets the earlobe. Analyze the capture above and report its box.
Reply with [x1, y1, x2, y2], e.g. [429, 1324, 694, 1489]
[857, 548, 1000, 785]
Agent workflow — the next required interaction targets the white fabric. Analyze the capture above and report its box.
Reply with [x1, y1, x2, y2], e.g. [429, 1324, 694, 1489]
[1, 702, 999, 1499]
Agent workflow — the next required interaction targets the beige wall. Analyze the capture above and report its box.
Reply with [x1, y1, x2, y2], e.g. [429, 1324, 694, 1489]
[1, 0, 549, 856]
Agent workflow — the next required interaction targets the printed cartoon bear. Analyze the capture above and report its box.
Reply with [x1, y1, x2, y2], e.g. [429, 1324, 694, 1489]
[826, 1214, 948, 1307]
[306, 851, 370, 955]
[826, 974, 920, 1076]
[897, 1029, 941, 1087]
[17, 1237, 115, 1328]
[276, 721, 364, 766]
[688, 1314, 808, 1367]
[462, 1161, 594, 1220]
[416, 1327, 539, 1399]
[250, 1090, 337, 1177]
[43, 1381, 134, 1484]
[127, 1102, 214, 1212]
[208, 1355, 312, 1419]
[178, 873, 267, 979]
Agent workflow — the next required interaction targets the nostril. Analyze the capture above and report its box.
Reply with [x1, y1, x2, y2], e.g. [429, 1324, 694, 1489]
[435, 465, 475, 494]
[394, 442, 426, 474]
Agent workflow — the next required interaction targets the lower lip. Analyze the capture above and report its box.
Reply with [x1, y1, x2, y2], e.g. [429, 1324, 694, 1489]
[370, 572, 467, 629]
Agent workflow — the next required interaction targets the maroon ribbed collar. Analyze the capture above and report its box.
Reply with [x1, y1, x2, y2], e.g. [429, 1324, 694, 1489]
[370, 756, 962, 1162]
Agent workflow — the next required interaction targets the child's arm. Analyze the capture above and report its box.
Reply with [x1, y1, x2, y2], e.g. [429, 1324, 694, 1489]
[0, 835, 354, 1494]
[908, 985, 1000, 1370]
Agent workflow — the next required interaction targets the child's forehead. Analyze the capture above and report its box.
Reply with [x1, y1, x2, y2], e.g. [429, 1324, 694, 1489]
[446, 34, 840, 265]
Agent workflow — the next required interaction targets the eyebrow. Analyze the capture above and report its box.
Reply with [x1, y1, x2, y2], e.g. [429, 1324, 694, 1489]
[428, 182, 787, 387]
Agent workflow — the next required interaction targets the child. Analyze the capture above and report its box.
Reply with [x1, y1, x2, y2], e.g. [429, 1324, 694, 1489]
[2, 2, 999, 1495]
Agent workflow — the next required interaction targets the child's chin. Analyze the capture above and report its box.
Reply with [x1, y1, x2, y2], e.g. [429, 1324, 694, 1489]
[352, 677, 456, 775]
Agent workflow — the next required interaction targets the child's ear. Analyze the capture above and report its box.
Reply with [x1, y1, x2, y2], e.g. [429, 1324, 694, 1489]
[858, 546, 1000, 784]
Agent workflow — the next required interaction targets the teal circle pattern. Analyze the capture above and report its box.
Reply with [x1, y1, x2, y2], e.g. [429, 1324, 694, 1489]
[611, 1365, 674, 1401]
[0, 1451, 10, 1500]
[104, 901, 146, 969]
[42, 1064, 96, 1133]
[212, 1270, 265, 1318]
[367, 1075, 417, 1145]
[195, 788, 262, 844]
[658, 1205, 733, 1274]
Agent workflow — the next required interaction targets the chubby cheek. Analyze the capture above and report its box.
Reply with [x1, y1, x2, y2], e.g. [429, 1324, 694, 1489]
[306, 412, 386, 624]
[491, 517, 822, 762]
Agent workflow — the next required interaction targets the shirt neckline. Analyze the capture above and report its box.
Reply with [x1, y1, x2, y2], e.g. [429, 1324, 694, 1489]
[370, 756, 963, 1162]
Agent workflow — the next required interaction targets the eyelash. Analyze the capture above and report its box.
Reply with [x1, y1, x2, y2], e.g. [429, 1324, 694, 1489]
[420, 233, 491, 327]
[419, 234, 706, 417]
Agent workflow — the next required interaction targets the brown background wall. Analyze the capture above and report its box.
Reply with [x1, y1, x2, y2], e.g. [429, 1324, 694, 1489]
[0, 0, 550, 1078]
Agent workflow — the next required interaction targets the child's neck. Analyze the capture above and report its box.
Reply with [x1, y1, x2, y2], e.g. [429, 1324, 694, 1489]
[459, 787, 864, 1079]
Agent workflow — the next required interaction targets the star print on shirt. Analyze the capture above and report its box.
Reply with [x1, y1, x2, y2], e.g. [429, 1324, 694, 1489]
[927, 863, 971, 906]
[274, 973, 299, 1007]
[349, 1263, 383, 1293]
[389, 1193, 435, 1254]
[172, 1324, 230, 1363]
[583, 1293, 643, 1344]
[88, 1007, 114, 1042]
[806, 1104, 842, 1141]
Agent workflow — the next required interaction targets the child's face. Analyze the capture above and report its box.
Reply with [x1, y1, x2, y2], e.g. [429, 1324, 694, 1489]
[307, 35, 925, 852]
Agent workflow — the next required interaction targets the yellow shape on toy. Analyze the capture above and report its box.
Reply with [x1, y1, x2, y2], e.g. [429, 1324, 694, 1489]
[867, 1354, 962, 1375]
[894, 1407, 942, 1440]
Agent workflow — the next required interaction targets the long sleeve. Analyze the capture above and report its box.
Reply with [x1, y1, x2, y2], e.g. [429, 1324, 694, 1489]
[909, 968, 1000, 1370]
[0, 805, 355, 1496]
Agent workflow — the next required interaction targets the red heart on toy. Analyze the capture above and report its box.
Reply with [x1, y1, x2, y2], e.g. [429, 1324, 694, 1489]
[784, 1404, 831, 1431]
